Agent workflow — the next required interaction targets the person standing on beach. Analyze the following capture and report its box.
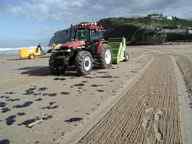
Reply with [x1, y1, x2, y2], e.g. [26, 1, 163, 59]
[36, 43, 45, 55]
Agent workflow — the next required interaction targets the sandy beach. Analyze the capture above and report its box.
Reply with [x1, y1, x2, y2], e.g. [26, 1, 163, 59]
[1, 44, 192, 144]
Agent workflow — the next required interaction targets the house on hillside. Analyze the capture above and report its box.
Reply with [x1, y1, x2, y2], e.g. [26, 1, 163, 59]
[166, 16, 173, 20]
[147, 14, 164, 20]
[187, 27, 192, 34]
[162, 29, 187, 34]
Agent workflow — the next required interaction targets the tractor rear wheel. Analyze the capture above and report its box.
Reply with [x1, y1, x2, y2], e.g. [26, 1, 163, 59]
[75, 51, 93, 75]
[98, 45, 112, 68]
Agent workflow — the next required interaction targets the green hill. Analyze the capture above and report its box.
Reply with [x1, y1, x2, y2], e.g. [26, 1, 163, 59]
[99, 15, 192, 29]
[49, 14, 192, 45]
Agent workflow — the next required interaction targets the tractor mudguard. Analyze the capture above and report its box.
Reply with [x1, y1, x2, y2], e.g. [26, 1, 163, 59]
[95, 41, 103, 55]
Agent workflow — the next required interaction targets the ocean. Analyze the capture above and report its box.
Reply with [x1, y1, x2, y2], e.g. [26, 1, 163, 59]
[0, 46, 49, 55]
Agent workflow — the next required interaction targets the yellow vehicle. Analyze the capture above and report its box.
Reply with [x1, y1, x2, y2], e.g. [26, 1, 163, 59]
[19, 47, 43, 59]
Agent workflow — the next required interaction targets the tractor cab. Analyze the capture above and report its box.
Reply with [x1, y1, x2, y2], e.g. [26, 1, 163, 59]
[73, 23, 104, 42]
[56, 23, 104, 50]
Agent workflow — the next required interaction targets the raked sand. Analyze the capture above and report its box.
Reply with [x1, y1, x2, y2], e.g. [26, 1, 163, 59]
[0, 44, 192, 144]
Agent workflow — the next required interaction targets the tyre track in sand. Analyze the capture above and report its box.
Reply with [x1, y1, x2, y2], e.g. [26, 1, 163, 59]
[77, 55, 182, 144]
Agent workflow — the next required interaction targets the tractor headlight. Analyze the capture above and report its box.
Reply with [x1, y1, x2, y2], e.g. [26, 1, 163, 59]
[66, 49, 71, 52]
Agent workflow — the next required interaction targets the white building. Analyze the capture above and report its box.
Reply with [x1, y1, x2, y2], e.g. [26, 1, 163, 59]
[166, 16, 173, 20]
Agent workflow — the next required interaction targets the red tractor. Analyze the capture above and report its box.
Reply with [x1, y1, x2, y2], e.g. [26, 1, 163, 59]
[49, 23, 113, 75]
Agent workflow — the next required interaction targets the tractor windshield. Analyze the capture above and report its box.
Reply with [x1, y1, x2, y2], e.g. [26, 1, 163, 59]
[75, 29, 90, 40]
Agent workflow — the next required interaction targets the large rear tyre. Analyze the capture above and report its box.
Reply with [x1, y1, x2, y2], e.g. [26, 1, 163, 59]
[98, 45, 112, 68]
[75, 51, 93, 75]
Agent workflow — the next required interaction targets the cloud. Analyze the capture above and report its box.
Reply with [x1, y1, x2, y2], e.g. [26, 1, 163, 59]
[1, 0, 192, 24]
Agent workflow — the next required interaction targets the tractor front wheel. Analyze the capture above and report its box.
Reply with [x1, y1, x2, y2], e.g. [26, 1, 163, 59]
[49, 55, 64, 75]
[75, 51, 93, 75]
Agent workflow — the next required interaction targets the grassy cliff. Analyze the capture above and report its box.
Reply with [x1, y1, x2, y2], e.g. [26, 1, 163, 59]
[49, 15, 192, 45]
[99, 15, 192, 29]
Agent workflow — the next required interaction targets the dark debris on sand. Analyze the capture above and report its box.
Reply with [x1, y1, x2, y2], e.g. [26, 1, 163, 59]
[6, 98, 20, 102]
[74, 83, 85, 87]
[0, 102, 6, 107]
[24, 87, 37, 95]
[42, 102, 58, 110]
[97, 75, 113, 78]
[0, 96, 9, 99]
[19, 114, 53, 128]
[64, 117, 83, 123]
[0, 137, 10, 144]
[34, 98, 43, 101]
[97, 89, 104, 92]
[13, 101, 33, 108]
[54, 77, 66, 81]
[38, 87, 48, 92]
[48, 93, 57, 97]
[5, 92, 15, 95]
[61, 92, 70, 95]
[1, 107, 11, 113]
[42, 93, 48, 96]
[18, 118, 37, 127]
[6, 115, 16, 126]
[91, 84, 103, 87]
[17, 112, 26, 116]
[32, 93, 42, 96]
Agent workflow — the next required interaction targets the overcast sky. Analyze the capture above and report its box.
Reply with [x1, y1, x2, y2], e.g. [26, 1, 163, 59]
[0, 0, 191, 47]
